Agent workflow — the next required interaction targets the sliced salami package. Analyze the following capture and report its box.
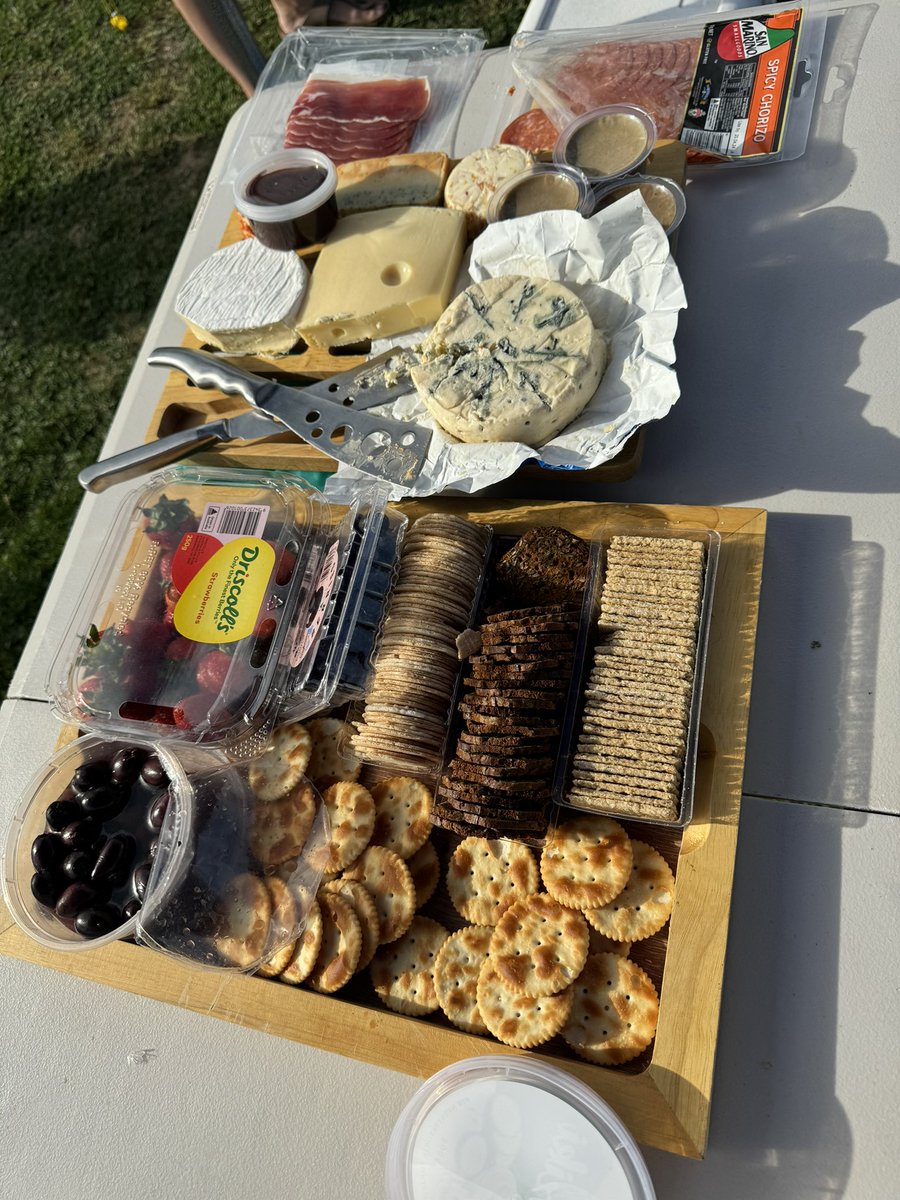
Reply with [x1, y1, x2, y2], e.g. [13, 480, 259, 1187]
[512, 2, 831, 168]
[226, 27, 485, 182]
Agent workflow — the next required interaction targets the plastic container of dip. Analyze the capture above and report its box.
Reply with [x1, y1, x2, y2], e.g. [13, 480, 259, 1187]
[487, 162, 594, 223]
[233, 148, 338, 251]
[594, 174, 687, 235]
[554, 103, 657, 183]
[386, 1056, 656, 1200]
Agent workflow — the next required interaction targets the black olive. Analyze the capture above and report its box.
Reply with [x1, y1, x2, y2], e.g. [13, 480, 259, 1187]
[140, 754, 168, 788]
[111, 745, 147, 785]
[131, 861, 152, 901]
[121, 898, 141, 920]
[79, 784, 127, 819]
[45, 798, 81, 832]
[148, 791, 170, 831]
[74, 904, 122, 938]
[62, 850, 94, 883]
[56, 883, 100, 920]
[31, 833, 64, 874]
[71, 761, 112, 795]
[31, 871, 63, 908]
[61, 818, 102, 851]
[91, 833, 136, 888]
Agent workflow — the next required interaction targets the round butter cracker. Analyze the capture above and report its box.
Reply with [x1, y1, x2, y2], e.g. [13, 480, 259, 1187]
[279, 899, 323, 985]
[434, 925, 492, 1034]
[343, 844, 415, 944]
[562, 953, 659, 1065]
[369, 916, 449, 1016]
[309, 891, 361, 993]
[489, 893, 588, 997]
[540, 815, 633, 910]
[446, 837, 539, 926]
[476, 959, 572, 1049]
[583, 840, 674, 942]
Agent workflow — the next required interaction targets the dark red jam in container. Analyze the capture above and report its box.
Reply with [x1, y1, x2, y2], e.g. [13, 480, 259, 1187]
[234, 149, 338, 251]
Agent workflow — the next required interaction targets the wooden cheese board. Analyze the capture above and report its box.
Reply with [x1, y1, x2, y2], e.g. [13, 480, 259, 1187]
[145, 142, 688, 483]
[0, 498, 766, 1159]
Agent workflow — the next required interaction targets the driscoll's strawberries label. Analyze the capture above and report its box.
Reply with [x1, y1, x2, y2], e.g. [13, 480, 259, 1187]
[173, 537, 275, 643]
[680, 9, 802, 159]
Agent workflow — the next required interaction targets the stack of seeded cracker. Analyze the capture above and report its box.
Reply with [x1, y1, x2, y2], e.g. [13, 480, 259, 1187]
[569, 535, 705, 822]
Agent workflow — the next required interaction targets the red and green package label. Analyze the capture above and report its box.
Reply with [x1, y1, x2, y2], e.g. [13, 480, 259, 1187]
[680, 9, 803, 159]
[173, 536, 275, 644]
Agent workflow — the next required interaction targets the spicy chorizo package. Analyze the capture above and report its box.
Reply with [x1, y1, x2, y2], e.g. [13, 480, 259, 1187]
[512, 2, 828, 167]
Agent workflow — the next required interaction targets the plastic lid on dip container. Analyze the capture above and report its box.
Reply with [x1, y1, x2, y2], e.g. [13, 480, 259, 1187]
[554, 104, 658, 183]
[386, 1056, 657, 1200]
[487, 162, 595, 224]
[594, 174, 687, 235]
[233, 148, 338, 251]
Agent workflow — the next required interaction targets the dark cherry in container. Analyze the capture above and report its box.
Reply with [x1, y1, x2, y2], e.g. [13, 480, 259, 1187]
[233, 148, 338, 251]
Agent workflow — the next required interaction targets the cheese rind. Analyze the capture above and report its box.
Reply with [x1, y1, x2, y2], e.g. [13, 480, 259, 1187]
[410, 275, 607, 447]
[335, 152, 450, 214]
[174, 238, 309, 355]
[444, 145, 535, 238]
[296, 206, 466, 349]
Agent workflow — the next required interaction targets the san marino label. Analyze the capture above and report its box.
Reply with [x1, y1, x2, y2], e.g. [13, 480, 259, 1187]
[173, 537, 274, 643]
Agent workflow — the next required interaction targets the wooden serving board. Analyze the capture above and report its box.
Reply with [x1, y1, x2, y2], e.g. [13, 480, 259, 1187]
[0, 499, 765, 1159]
[146, 141, 688, 481]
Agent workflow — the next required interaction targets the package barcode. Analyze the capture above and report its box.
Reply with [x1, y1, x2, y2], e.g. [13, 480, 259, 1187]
[199, 504, 268, 537]
[680, 128, 732, 154]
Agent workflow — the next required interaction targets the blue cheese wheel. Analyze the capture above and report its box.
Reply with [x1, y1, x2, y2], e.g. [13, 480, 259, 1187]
[410, 275, 607, 447]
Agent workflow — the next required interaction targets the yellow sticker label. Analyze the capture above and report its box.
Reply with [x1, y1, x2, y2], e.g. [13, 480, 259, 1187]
[173, 538, 275, 643]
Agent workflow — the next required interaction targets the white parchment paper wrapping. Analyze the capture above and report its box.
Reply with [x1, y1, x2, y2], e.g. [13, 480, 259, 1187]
[325, 193, 686, 500]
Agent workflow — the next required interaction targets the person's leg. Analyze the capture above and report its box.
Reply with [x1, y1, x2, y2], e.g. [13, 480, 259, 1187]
[172, 0, 267, 97]
[277, 0, 388, 33]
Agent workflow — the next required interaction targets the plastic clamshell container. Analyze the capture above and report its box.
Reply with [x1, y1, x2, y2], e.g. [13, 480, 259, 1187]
[137, 760, 328, 973]
[233, 147, 338, 250]
[554, 522, 720, 828]
[281, 488, 408, 721]
[1, 735, 192, 952]
[1, 733, 329, 972]
[487, 162, 595, 223]
[554, 103, 657, 183]
[386, 1056, 657, 1200]
[48, 466, 338, 756]
[593, 174, 686, 234]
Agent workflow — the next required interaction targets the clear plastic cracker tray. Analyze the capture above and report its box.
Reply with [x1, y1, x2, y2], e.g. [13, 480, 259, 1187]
[553, 522, 720, 828]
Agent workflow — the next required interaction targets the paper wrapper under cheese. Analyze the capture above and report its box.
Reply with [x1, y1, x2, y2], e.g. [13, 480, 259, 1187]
[324, 193, 686, 500]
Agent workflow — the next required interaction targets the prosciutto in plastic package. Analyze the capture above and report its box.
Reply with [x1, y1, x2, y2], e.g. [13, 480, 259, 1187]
[226, 28, 485, 181]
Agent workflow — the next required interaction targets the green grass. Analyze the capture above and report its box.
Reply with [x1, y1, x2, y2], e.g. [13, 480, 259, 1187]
[0, 0, 526, 696]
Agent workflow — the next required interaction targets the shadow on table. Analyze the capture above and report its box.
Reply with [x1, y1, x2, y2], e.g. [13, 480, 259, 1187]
[742, 513, 882, 815]
[648, 792, 854, 1195]
[644, 795, 852, 1198]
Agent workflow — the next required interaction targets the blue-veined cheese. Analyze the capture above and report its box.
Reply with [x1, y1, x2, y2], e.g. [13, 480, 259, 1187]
[175, 238, 309, 355]
[409, 275, 607, 447]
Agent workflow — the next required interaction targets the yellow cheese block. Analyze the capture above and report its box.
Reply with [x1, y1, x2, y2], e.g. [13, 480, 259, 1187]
[296, 206, 466, 348]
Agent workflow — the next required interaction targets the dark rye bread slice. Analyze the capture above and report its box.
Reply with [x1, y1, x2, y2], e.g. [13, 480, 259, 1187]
[448, 762, 550, 787]
[434, 799, 548, 830]
[455, 747, 554, 769]
[479, 619, 579, 643]
[435, 790, 548, 818]
[484, 603, 580, 623]
[493, 527, 590, 608]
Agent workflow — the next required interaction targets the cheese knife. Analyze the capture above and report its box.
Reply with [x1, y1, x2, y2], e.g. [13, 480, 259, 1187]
[78, 409, 284, 493]
[146, 346, 428, 486]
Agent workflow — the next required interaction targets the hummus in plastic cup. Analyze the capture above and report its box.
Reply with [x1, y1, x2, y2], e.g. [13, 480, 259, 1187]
[488, 163, 594, 223]
[555, 104, 657, 183]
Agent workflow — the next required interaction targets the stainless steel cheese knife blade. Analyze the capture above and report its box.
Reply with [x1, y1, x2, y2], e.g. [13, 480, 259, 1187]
[147, 347, 430, 486]
[78, 409, 283, 493]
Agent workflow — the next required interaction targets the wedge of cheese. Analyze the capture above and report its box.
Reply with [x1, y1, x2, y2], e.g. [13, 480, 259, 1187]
[296, 206, 466, 349]
[175, 238, 309, 355]
[335, 152, 450, 214]
[410, 275, 607, 448]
